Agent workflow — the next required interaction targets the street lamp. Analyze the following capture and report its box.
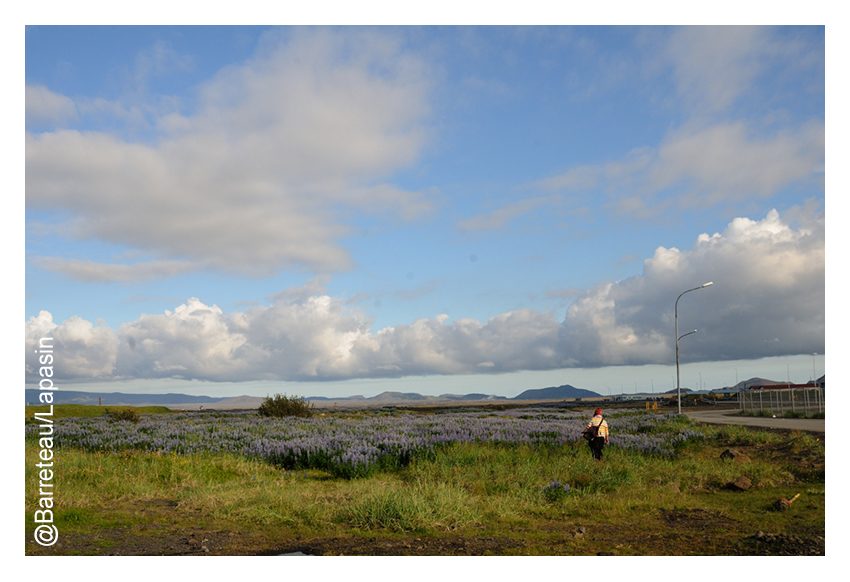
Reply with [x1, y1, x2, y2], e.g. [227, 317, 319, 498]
[812, 353, 817, 386]
[675, 282, 713, 414]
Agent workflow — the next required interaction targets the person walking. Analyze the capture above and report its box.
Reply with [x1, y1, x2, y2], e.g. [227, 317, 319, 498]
[582, 408, 609, 461]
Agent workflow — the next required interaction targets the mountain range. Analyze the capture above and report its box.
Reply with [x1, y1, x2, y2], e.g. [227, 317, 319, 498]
[25, 383, 600, 409]
[27, 377, 811, 410]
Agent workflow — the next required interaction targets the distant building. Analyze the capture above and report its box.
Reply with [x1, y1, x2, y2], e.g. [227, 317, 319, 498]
[612, 393, 665, 402]
[747, 381, 820, 391]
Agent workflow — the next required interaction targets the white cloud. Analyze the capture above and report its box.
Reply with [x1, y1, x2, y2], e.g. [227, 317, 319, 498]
[534, 27, 823, 219]
[534, 121, 824, 218]
[659, 26, 823, 118]
[26, 210, 823, 384]
[35, 257, 197, 283]
[26, 85, 78, 126]
[26, 29, 435, 276]
[663, 26, 775, 113]
[650, 121, 824, 207]
[25, 311, 119, 379]
[560, 207, 824, 366]
[119, 298, 252, 380]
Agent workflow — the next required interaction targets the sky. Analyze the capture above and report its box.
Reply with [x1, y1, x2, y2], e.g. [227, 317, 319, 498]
[23, 24, 828, 399]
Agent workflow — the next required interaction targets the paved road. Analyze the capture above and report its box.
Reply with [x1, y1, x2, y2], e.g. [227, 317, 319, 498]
[684, 408, 824, 433]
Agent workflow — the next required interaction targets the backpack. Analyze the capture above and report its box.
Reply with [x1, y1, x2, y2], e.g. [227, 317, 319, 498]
[583, 418, 603, 440]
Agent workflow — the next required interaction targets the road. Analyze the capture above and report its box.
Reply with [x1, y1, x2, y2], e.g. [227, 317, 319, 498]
[684, 408, 825, 433]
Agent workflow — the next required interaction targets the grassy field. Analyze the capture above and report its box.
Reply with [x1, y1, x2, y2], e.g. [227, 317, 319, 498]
[25, 404, 175, 419]
[24, 406, 824, 556]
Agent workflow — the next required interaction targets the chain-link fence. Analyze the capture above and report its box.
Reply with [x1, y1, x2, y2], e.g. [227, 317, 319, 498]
[739, 386, 825, 415]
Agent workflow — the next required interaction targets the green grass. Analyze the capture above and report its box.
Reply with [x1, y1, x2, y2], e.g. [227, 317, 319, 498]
[25, 404, 175, 419]
[740, 408, 825, 419]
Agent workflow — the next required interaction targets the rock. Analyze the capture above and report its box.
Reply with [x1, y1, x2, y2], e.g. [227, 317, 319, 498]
[775, 498, 791, 511]
[729, 476, 752, 491]
[577, 526, 586, 534]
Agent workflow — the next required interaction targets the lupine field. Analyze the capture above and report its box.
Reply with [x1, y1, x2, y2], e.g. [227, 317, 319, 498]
[27, 406, 704, 479]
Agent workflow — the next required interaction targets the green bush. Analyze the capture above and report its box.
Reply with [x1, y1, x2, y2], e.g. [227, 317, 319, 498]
[104, 408, 141, 423]
[542, 480, 570, 503]
[257, 394, 314, 418]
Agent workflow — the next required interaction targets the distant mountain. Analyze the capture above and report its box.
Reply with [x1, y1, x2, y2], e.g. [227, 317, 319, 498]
[730, 377, 785, 390]
[438, 393, 509, 401]
[513, 384, 601, 401]
[26, 384, 596, 410]
[367, 391, 435, 403]
[27, 374, 821, 411]
[25, 389, 227, 407]
[306, 395, 367, 401]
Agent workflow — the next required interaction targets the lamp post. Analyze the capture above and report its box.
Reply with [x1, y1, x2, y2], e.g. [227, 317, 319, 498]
[675, 282, 713, 414]
[812, 353, 817, 386]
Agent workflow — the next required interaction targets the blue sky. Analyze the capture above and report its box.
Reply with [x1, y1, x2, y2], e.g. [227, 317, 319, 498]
[24, 25, 827, 398]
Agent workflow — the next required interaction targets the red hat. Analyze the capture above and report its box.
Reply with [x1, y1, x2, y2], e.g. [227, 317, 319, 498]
[594, 408, 602, 415]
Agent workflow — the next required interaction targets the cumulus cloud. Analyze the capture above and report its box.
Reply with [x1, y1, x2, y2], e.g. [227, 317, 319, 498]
[26, 210, 823, 384]
[559, 208, 824, 366]
[27, 29, 435, 276]
[25, 311, 119, 380]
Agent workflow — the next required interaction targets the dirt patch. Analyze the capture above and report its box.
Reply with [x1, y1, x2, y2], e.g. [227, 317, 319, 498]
[26, 526, 528, 556]
[659, 508, 738, 531]
[736, 529, 825, 556]
[26, 519, 825, 556]
[263, 535, 527, 556]
[25, 525, 254, 556]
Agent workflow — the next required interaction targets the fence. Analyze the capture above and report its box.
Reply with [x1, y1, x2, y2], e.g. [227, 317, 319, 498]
[739, 386, 825, 415]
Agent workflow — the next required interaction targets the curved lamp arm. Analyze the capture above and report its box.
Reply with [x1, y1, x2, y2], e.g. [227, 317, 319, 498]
[675, 282, 713, 414]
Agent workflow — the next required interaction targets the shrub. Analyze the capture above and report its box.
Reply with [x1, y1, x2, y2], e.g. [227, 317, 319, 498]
[542, 480, 570, 503]
[104, 408, 141, 423]
[257, 394, 314, 418]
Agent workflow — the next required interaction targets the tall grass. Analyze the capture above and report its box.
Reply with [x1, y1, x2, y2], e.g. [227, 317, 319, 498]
[345, 482, 480, 533]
